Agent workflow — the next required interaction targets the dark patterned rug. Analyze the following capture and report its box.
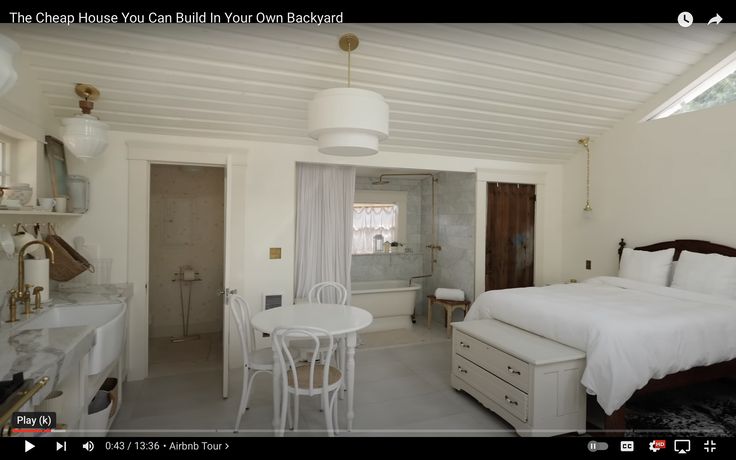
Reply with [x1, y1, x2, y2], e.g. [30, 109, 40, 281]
[624, 379, 736, 437]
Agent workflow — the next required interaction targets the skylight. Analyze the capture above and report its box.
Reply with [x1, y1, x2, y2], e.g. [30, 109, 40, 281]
[646, 51, 736, 121]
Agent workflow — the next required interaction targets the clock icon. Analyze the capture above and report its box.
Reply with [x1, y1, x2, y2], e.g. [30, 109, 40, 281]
[678, 11, 694, 27]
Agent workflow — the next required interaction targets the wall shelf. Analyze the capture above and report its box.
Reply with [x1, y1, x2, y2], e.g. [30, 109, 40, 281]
[0, 210, 83, 216]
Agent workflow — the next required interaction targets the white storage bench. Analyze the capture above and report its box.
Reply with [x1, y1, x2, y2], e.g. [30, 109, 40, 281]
[451, 319, 587, 437]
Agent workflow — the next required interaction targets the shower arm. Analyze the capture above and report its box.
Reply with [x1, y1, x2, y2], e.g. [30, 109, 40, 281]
[372, 173, 442, 285]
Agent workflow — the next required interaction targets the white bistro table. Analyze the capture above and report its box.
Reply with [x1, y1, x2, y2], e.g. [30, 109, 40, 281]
[251, 304, 373, 433]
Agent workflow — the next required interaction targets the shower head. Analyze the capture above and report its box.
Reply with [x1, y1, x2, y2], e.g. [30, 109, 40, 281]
[372, 176, 390, 185]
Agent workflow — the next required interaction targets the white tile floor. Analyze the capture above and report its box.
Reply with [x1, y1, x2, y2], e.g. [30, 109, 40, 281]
[111, 319, 516, 437]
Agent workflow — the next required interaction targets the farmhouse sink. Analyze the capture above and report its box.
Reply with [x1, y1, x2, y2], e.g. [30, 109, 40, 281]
[20, 303, 126, 375]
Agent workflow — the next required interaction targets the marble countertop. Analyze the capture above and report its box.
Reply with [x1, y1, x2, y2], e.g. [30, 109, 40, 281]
[0, 283, 131, 404]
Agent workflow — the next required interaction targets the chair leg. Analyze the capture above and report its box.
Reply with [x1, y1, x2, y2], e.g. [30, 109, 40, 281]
[234, 368, 249, 432]
[293, 393, 300, 431]
[279, 385, 288, 437]
[446, 307, 452, 338]
[287, 393, 294, 430]
[324, 391, 334, 437]
[331, 384, 341, 435]
[244, 370, 259, 410]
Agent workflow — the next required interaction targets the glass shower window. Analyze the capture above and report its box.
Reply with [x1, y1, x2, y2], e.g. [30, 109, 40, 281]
[352, 203, 398, 254]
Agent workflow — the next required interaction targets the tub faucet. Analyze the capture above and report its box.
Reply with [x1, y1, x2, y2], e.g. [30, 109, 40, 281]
[11, 241, 55, 314]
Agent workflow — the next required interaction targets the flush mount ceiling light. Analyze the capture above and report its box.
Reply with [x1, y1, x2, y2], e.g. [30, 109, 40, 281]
[578, 137, 593, 212]
[0, 34, 20, 97]
[62, 83, 109, 161]
[308, 33, 389, 156]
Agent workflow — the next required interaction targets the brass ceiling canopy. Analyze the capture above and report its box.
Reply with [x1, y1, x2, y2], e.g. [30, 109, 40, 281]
[74, 83, 101, 115]
[338, 33, 359, 52]
[74, 83, 100, 101]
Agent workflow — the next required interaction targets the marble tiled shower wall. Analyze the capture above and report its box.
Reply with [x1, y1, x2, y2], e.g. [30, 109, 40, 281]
[420, 172, 476, 320]
[149, 165, 224, 338]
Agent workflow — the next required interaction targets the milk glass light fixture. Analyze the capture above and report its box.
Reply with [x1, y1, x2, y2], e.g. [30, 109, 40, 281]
[62, 83, 109, 161]
[578, 137, 592, 212]
[308, 33, 389, 156]
[0, 34, 20, 97]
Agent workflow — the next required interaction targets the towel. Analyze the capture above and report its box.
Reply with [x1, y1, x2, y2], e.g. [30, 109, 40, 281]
[435, 288, 465, 301]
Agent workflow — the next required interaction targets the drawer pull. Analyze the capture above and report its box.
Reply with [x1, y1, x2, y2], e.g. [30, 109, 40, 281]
[504, 395, 519, 406]
[459, 341, 470, 349]
[457, 366, 468, 374]
[507, 366, 521, 375]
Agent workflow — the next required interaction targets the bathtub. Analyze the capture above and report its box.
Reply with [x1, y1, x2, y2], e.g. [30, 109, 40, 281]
[351, 280, 420, 332]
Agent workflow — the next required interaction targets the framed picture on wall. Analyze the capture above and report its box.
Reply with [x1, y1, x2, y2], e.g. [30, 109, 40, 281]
[45, 135, 68, 197]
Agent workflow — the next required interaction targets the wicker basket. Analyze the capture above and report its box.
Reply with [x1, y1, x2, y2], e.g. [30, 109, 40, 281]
[45, 224, 95, 281]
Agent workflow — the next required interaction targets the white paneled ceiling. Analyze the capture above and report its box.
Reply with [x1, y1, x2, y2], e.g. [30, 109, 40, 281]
[3, 23, 734, 162]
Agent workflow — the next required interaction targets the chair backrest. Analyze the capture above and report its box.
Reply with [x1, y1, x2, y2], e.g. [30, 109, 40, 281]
[272, 326, 334, 396]
[229, 294, 255, 367]
[307, 281, 348, 305]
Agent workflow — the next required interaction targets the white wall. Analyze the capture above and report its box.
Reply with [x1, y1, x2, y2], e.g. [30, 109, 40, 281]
[562, 36, 736, 282]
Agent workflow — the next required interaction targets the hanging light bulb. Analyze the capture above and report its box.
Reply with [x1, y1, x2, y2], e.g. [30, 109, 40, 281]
[308, 34, 389, 156]
[578, 137, 592, 212]
[62, 83, 109, 161]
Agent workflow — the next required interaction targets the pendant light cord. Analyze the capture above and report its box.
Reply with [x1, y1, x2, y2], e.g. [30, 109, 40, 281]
[578, 137, 592, 211]
[347, 42, 352, 88]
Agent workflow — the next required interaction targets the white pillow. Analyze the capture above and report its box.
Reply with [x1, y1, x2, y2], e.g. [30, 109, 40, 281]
[671, 250, 736, 298]
[618, 247, 675, 286]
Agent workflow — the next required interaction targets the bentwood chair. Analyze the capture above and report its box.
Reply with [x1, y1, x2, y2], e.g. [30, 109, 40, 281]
[273, 326, 344, 436]
[230, 295, 273, 432]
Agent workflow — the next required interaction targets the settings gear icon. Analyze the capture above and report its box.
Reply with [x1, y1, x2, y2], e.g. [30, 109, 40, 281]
[649, 440, 665, 452]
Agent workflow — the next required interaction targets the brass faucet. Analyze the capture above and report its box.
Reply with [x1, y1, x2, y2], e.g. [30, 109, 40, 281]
[10, 240, 55, 319]
[5, 289, 18, 323]
[33, 286, 44, 311]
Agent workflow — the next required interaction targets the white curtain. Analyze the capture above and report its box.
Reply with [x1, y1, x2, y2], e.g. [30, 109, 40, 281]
[352, 205, 397, 254]
[295, 164, 356, 303]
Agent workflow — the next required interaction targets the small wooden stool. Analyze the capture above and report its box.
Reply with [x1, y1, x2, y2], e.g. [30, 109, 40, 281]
[427, 295, 471, 337]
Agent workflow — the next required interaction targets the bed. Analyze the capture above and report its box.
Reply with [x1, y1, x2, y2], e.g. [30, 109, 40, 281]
[465, 239, 736, 432]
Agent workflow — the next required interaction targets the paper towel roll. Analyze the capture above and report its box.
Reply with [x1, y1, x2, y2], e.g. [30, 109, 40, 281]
[24, 259, 50, 302]
[182, 269, 196, 281]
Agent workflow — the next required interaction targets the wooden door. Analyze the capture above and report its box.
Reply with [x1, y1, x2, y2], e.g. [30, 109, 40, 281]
[485, 183, 535, 291]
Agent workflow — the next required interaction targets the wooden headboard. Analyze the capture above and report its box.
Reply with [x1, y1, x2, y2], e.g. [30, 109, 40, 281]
[618, 238, 736, 261]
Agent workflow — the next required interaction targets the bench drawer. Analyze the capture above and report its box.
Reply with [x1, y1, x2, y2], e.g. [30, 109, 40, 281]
[454, 354, 528, 423]
[454, 330, 530, 392]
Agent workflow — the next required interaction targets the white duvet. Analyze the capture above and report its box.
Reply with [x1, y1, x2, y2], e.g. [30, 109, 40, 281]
[465, 276, 736, 415]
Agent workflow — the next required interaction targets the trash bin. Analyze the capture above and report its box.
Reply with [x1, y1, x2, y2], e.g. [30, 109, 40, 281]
[100, 378, 118, 417]
[86, 391, 112, 436]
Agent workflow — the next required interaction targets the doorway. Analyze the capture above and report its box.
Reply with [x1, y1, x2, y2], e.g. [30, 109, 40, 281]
[147, 164, 225, 378]
[485, 182, 535, 291]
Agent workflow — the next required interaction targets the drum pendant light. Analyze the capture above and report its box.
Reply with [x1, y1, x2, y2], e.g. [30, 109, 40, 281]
[308, 34, 389, 156]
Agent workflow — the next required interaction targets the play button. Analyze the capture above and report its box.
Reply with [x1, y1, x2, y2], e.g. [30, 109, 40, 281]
[24, 440, 34, 452]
